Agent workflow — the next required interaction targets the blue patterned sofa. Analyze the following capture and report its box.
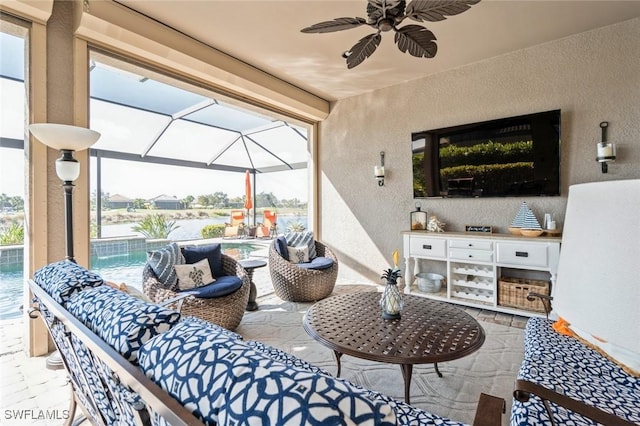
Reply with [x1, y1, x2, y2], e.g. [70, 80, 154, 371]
[30, 260, 503, 426]
[510, 317, 640, 425]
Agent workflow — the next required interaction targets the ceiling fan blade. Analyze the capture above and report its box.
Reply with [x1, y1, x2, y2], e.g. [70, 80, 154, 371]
[367, 0, 406, 24]
[301, 17, 367, 33]
[405, 0, 481, 22]
[394, 25, 437, 58]
[345, 33, 382, 69]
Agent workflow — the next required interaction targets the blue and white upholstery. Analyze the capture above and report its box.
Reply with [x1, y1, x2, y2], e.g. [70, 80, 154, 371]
[245, 340, 466, 426]
[139, 319, 398, 426]
[511, 317, 640, 425]
[33, 260, 104, 306]
[66, 286, 181, 362]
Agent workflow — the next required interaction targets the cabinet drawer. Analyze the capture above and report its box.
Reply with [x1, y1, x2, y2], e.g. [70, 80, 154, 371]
[410, 237, 446, 258]
[496, 243, 549, 268]
[449, 248, 493, 263]
[449, 239, 493, 251]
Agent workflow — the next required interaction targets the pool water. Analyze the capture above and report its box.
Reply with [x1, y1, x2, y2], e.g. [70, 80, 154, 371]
[0, 242, 263, 320]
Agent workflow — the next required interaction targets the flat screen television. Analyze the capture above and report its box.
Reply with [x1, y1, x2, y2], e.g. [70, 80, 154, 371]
[412, 110, 561, 198]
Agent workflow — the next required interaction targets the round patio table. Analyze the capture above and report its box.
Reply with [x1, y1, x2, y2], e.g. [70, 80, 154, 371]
[303, 291, 485, 404]
[238, 259, 267, 311]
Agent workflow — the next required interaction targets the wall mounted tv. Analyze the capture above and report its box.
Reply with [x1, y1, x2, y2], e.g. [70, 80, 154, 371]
[412, 110, 560, 198]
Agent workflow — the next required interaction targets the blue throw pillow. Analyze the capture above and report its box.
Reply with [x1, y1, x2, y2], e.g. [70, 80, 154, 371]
[181, 276, 242, 298]
[296, 256, 334, 271]
[67, 286, 181, 363]
[275, 236, 289, 261]
[147, 242, 185, 289]
[183, 243, 223, 277]
[33, 260, 104, 306]
[285, 231, 317, 259]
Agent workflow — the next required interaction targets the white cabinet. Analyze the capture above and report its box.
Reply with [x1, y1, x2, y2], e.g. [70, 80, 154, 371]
[402, 231, 561, 317]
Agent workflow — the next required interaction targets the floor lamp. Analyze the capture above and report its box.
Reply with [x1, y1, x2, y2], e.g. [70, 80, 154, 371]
[28, 123, 101, 262]
[28, 123, 101, 371]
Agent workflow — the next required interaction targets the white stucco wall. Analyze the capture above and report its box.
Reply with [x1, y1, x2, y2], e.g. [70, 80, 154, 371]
[319, 18, 640, 283]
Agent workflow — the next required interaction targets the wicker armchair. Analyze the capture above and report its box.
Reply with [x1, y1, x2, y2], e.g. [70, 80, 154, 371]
[268, 240, 338, 302]
[143, 253, 250, 331]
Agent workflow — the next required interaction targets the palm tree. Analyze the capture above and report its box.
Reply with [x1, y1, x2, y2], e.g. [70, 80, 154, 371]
[132, 213, 179, 239]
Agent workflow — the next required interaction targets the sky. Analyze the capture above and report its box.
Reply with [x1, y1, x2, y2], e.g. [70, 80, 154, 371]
[0, 147, 308, 201]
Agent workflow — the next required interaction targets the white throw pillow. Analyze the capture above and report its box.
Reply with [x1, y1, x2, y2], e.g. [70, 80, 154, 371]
[287, 245, 310, 264]
[175, 259, 215, 290]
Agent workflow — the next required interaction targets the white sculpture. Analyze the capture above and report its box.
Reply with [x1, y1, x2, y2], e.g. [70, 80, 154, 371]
[427, 216, 446, 232]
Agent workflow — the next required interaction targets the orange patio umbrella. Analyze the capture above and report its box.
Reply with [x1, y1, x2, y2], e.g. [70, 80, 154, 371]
[244, 170, 253, 225]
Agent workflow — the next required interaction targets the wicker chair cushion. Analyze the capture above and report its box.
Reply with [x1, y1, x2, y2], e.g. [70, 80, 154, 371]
[285, 231, 317, 259]
[183, 243, 224, 277]
[180, 275, 243, 299]
[139, 319, 397, 426]
[295, 256, 334, 270]
[275, 235, 289, 260]
[34, 260, 104, 306]
[147, 242, 185, 289]
[67, 286, 181, 363]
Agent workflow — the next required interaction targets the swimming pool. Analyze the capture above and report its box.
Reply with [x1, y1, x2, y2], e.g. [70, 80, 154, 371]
[0, 242, 264, 320]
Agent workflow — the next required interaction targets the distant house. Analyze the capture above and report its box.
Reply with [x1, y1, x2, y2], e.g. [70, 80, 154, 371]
[150, 194, 182, 210]
[107, 194, 134, 210]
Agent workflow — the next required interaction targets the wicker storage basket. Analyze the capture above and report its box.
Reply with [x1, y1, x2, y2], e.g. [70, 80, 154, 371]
[498, 277, 550, 312]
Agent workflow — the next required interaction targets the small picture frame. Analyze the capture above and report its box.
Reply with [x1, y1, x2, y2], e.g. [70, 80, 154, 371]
[465, 225, 493, 233]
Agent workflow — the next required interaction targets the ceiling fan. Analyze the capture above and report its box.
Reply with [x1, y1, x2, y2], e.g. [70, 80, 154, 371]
[301, 0, 481, 69]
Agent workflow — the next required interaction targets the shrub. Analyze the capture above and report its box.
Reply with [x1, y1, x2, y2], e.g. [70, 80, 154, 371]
[0, 220, 24, 245]
[201, 224, 226, 239]
[132, 214, 180, 239]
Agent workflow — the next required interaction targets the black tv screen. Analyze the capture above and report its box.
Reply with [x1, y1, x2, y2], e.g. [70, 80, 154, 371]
[412, 110, 561, 198]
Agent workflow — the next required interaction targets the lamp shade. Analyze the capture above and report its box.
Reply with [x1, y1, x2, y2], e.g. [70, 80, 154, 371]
[28, 123, 100, 151]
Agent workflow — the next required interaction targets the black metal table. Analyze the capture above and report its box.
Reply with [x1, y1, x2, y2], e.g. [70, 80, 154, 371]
[238, 259, 267, 311]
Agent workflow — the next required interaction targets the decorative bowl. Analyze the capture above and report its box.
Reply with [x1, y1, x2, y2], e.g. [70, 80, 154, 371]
[508, 227, 522, 235]
[521, 229, 544, 237]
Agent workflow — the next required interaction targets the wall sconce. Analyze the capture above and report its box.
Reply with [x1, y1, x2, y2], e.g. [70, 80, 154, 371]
[375, 151, 385, 186]
[596, 121, 616, 173]
[28, 123, 101, 262]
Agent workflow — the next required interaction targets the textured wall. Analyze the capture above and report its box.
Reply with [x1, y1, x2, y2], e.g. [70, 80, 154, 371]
[319, 18, 640, 283]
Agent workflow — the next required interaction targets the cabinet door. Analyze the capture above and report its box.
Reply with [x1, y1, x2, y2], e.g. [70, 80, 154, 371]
[496, 243, 549, 268]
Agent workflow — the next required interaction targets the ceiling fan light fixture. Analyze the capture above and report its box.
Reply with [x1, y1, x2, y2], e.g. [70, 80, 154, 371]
[301, 0, 481, 68]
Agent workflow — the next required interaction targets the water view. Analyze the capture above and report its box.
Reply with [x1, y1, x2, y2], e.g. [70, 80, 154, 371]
[0, 242, 265, 321]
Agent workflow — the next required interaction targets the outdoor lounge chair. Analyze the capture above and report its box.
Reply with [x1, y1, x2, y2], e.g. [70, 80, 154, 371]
[143, 244, 250, 330]
[268, 237, 338, 302]
[224, 209, 245, 238]
[257, 209, 277, 238]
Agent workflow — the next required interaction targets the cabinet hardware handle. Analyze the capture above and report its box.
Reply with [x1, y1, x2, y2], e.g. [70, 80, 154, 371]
[423, 244, 432, 250]
[468, 255, 473, 258]
[468, 243, 472, 247]
[515, 251, 529, 257]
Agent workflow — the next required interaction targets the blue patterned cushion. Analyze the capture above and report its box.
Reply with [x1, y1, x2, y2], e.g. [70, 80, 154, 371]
[511, 317, 640, 425]
[67, 286, 181, 362]
[139, 319, 397, 425]
[33, 260, 104, 306]
[183, 243, 223, 277]
[147, 242, 185, 289]
[285, 231, 317, 260]
[246, 340, 465, 426]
